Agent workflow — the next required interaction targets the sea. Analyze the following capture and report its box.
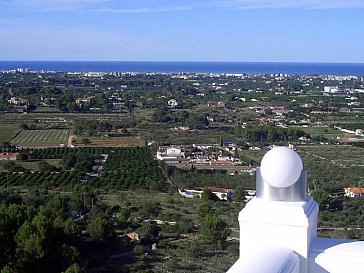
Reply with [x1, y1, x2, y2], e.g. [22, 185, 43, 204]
[0, 61, 364, 76]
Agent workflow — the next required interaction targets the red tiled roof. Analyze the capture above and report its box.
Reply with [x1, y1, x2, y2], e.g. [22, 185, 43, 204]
[210, 160, 232, 165]
[345, 187, 364, 194]
[0, 153, 18, 159]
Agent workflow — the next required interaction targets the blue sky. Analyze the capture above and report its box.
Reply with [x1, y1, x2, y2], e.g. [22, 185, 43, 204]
[1, 0, 364, 62]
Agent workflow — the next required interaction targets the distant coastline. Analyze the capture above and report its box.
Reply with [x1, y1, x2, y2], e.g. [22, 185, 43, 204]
[1, 61, 364, 76]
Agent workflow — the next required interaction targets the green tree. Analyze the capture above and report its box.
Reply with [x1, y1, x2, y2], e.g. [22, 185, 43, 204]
[176, 218, 192, 234]
[310, 188, 330, 210]
[62, 263, 84, 273]
[164, 256, 180, 271]
[62, 219, 80, 239]
[196, 201, 214, 224]
[62, 154, 77, 169]
[133, 245, 145, 257]
[66, 102, 77, 112]
[0, 266, 12, 273]
[81, 138, 91, 145]
[18, 153, 28, 161]
[38, 161, 55, 173]
[187, 113, 208, 129]
[176, 110, 189, 122]
[233, 187, 245, 202]
[15, 217, 48, 271]
[3, 162, 25, 173]
[1, 194, 78, 272]
[186, 241, 205, 259]
[138, 202, 161, 218]
[201, 187, 218, 202]
[0, 204, 27, 267]
[152, 108, 171, 123]
[86, 217, 115, 242]
[196, 200, 230, 250]
[199, 213, 231, 250]
[137, 222, 161, 242]
[20, 122, 29, 130]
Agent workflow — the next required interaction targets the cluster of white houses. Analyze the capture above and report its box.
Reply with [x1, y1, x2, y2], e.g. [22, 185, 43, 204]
[8, 97, 29, 106]
[178, 187, 234, 201]
[156, 145, 243, 168]
[249, 106, 288, 115]
[324, 86, 364, 94]
[156, 145, 364, 201]
[177, 186, 364, 202]
[178, 187, 256, 202]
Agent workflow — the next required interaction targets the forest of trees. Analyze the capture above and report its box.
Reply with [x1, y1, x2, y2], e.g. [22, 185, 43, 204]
[0, 197, 82, 273]
[243, 125, 308, 143]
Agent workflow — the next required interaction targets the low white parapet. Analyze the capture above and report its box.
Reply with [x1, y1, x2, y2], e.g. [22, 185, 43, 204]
[308, 238, 364, 273]
[227, 247, 300, 273]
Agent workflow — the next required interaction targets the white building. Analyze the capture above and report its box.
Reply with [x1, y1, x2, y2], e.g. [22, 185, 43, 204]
[324, 86, 347, 94]
[228, 147, 364, 273]
[178, 187, 232, 201]
[167, 99, 178, 107]
[156, 146, 185, 160]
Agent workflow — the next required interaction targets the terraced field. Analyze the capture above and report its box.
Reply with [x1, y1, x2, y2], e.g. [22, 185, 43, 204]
[11, 129, 70, 148]
[88, 136, 142, 147]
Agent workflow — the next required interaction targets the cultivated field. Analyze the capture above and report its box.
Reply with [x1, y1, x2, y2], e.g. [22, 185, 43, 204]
[300, 126, 345, 140]
[299, 145, 364, 167]
[88, 136, 143, 147]
[0, 124, 20, 144]
[11, 129, 70, 148]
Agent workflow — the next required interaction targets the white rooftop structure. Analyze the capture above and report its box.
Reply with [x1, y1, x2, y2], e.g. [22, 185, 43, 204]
[260, 147, 303, 188]
[227, 147, 364, 273]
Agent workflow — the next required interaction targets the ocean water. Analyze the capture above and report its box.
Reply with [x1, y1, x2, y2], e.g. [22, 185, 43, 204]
[0, 61, 364, 76]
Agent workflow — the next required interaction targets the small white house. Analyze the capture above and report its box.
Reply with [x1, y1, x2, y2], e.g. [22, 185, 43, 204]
[178, 187, 233, 201]
[166, 147, 183, 156]
[156, 146, 185, 160]
[167, 99, 178, 107]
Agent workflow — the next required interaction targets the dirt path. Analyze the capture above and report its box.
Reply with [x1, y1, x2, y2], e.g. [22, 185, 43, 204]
[67, 132, 73, 147]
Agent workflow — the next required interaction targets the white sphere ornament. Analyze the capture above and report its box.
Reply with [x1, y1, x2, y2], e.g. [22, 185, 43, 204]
[260, 147, 303, 188]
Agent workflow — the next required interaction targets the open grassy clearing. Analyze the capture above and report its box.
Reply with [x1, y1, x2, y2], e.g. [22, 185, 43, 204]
[133, 108, 154, 122]
[100, 191, 198, 215]
[139, 122, 239, 145]
[242, 144, 364, 168]
[0, 124, 20, 143]
[297, 146, 363, 189]
[240, 145, 363, 190]
[100, 191, 240, 273]
[150, 239, 239, 273]
[101, 188, 244, 227]
[300, 126, 345, 140]
[0, 159, 62, 172]
[299, 145, 364, 167]
[241, 149, 266, 166]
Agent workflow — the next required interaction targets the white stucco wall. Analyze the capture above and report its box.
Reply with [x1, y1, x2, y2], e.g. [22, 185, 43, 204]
[237, 196, 318, 273]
